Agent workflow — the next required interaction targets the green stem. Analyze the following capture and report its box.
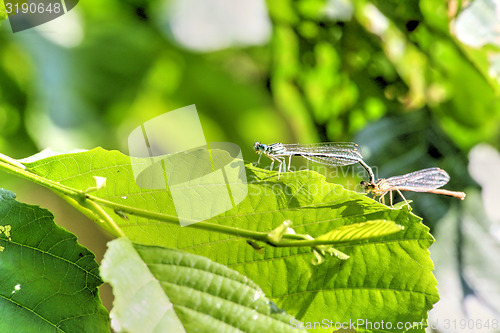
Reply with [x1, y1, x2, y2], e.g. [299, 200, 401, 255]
[0, 158, 275, 241]
[85, 194, 269, 240]
[0, 156, 362, 249]
[0, 160, 80, 196]
[84, 199, 127, 237]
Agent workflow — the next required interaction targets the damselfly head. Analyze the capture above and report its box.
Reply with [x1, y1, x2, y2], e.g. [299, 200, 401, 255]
[360, 180, 374, 191]
[253, 142, 266, 152]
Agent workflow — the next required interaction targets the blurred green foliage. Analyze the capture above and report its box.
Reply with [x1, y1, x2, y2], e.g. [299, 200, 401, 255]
[0, 0, 498, 155]
[0, 0, 496, 224]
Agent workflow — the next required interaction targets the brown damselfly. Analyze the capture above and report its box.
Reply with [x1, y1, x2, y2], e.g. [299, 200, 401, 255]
[361, 167, 466, 207]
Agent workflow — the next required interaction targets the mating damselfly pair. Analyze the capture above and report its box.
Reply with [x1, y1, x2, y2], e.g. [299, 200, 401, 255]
[254, 141, 465, 207]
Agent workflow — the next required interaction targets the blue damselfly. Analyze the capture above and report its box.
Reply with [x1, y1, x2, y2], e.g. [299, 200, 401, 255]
[253, 141, 375, 182]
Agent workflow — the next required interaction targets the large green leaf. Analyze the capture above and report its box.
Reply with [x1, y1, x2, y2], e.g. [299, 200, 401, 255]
[101, 237, 299, 333]
[0, 188, 109, 332]
[22, 147, 438, 332]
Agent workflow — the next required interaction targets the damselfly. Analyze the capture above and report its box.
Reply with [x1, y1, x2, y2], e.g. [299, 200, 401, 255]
[253, 141, 375, 182]
[361, 167, 466, 207]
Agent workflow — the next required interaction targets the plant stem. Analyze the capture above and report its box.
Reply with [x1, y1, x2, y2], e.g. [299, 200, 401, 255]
[84, 199, 127, 238]
[0, 156, 382, 249]
[0, 158, 271, 240]
[85, 194, 269, 240]
[0, 160, 80, 196]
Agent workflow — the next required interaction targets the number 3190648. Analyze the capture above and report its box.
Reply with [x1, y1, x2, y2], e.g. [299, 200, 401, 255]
[5, 2, 62, 14]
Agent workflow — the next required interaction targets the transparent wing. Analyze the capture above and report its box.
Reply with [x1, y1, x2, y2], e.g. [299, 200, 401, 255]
[297, 154, 361, 167]
[271, 142, 363, 166]
[279, 142, 362, 153]
[385, 168, 450, 191]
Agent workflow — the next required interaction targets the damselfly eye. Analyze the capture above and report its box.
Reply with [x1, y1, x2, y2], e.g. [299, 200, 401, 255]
[253, 142, 267, 152]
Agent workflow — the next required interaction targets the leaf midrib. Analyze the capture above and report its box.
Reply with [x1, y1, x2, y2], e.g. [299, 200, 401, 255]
[271, 285, 438, 299]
